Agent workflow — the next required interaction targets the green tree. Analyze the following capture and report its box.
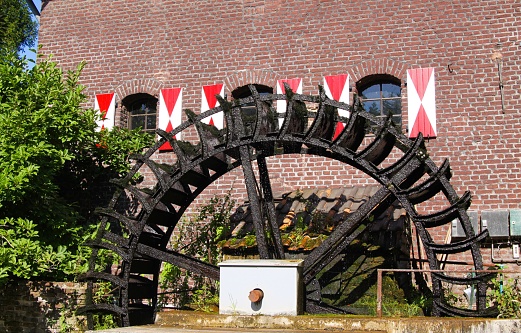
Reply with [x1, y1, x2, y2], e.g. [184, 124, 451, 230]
[0, 0, 38, 53]
[0, 52, 154, 284]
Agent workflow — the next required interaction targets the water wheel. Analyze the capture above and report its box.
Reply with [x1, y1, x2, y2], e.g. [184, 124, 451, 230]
[78, 84, 496, 327]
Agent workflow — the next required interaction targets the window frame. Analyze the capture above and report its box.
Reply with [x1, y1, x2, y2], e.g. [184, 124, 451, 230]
[357, 74, 402, 127]
[122, 93, 158, 135]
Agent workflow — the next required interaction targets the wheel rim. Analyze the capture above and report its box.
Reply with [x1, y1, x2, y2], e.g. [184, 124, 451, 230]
[79, 84, 495, 326]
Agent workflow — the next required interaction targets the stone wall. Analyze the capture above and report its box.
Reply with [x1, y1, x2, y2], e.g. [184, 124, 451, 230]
[0, 281, 87, 333]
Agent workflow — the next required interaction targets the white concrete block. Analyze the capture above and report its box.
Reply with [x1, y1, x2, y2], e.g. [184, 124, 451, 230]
[218, 259, 304, 316]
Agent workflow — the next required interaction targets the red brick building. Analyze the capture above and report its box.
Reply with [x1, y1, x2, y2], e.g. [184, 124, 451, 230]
[37, 0, 521, 323]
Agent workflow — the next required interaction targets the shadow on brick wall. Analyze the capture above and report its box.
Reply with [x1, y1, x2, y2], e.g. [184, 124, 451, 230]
[0, 281, 87, 332]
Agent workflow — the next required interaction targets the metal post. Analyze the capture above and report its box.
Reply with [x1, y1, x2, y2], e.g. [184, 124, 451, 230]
[470, 270, 475, 309]
[377, 269, 383, 317]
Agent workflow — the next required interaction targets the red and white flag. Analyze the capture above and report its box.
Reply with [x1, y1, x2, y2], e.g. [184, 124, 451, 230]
[324, 74, 350, 140]
[94, 93, 116, 131]
[158, 87, 183, 151]
[276, 78, 302, 127]
[201, 83, 225, 130]
[407, 68, 436, 139]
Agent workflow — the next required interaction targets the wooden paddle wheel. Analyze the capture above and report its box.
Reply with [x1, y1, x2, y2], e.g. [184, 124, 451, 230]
[78, 84, 496, 327]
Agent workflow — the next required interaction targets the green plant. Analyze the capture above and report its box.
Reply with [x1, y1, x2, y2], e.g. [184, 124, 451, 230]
[159, 192, 235, 312]
[352, 275, 428, 317]
[190, 283, 220, 312]
[243, 234, 257, 247]
[90, 313, 117, 330]
[294, 215, 306, 231]
[488, 270, 521, 318]
[177, 192, 234, 263]
[381, 298, 425, 317]
[0, 52, 153, 285]
[57, 307, 74, 333]
[158, 262, 190, 309]
[0, 0, 38, 53]
[443, 284, 462, 307]
[90, 281, 118, 329]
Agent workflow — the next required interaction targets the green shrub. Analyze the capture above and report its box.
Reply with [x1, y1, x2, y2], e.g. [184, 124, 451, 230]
[0, 52, 153, 284]
[488, 269, 521, 318]
[159, 192, 234, 311]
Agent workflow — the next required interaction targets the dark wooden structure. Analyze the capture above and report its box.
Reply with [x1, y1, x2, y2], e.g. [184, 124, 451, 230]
[78, 85, 496, 327]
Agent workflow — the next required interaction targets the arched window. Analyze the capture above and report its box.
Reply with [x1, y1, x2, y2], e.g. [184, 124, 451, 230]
[231, 84, 273, 135]
[231, 84, 273, 102]
[358, 75, 402, 126]
[122, 93, 158, 134]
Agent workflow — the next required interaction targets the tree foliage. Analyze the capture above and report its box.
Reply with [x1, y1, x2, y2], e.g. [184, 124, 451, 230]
[0, 52, 154, 284]
[0, 0, 38, 53]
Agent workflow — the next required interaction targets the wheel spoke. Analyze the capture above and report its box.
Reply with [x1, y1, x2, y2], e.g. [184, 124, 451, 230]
[239, 145, 271, 258]
[136, 243, 219, 280]
[303, 186, 392, 283]
[257, 154, 285, 259]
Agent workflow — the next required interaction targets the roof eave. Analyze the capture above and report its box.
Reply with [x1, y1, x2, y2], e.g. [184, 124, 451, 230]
[26, 0, 40, 17]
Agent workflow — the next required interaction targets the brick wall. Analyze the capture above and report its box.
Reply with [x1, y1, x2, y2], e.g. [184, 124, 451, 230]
[37, 1, 521, 262]
[0, 281, 87, 333]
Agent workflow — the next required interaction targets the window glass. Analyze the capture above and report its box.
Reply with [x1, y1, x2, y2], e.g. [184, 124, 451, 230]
[383, 99, 401, 115]
[382, 83, 400, 98]
[358, 76, 402, 127]
[123, 94, 158, 135]
[131, 116, 145, 130]
[363, 101, 381, 117]
[361, 84, 381, 99]
[231, 84, 273, 136]
[146, 114, 157, 129]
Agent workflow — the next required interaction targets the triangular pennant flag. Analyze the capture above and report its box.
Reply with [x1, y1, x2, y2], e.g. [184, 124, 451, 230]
[411, 105, 435, 138]
[324, 74, 349, 103]
[324, 74, 350, 140]
[411, 68, 433, 100]
[276, 78, 303, 127]
[94, 93, 115, 131]
[203, 84, 223, 109]
[277, 78, 302, 95]
[333, 122, 345, 140]
[407, 68, 436, 139]
[201, 83, 225, 130]
[159, 87, 183, 151]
